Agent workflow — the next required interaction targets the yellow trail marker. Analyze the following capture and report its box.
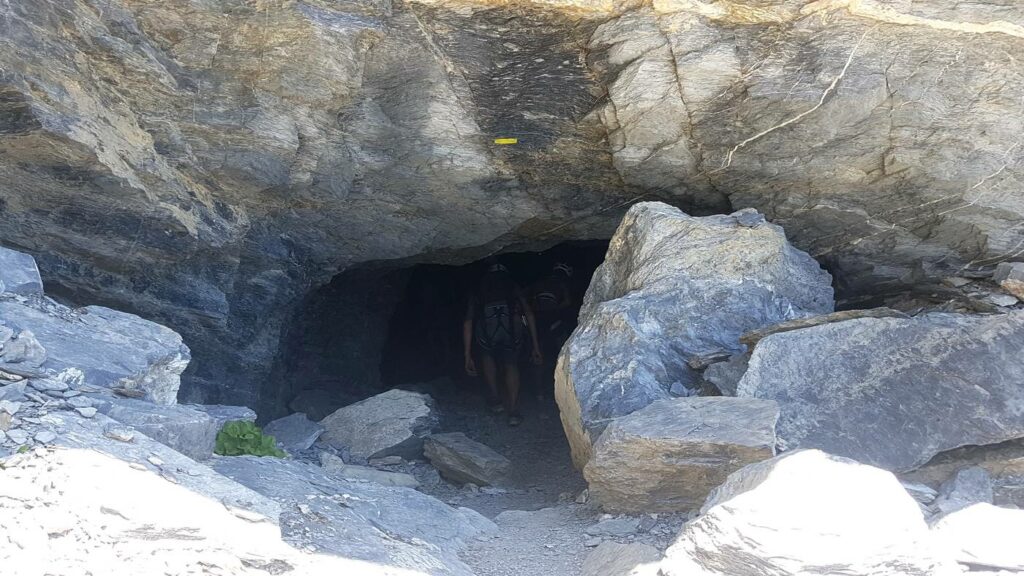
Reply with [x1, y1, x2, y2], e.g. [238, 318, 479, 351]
[493, 137, 518, 145]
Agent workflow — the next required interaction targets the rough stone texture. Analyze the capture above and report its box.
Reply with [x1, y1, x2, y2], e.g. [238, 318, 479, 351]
[556, 202, 831, 468]
[738, 311, 1024, 472]
[934, 466, 994, 516]
[661, 450, 958, 576]
[0, 296, 189, 404]
[0, 246, 43, 296]
[320, 452, 420, 488]
[584, 397, 777, 513]
[582, 541, 660, 576]
[189, 404, 257, 431]
[214, 455, 495, 576]
[901, 439, 1024, 509]
[931, 503, 1024, 572]
[98, 398, 219, 461]
[738, 307, 909, 347]
[320, 389, 437, 460]
[262, 412, 324, 455]
[5, 0, 1024, 415]
[994, 262, 1024, 300]
[424, 432, 511, 487]
[701, 354, 748, 396]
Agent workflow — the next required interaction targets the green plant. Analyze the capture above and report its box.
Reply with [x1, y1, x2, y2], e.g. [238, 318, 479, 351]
[215, 420, 286, 458]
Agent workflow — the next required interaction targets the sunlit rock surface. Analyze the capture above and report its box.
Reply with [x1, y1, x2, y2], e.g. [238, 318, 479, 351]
[2, 0, 1023, 411]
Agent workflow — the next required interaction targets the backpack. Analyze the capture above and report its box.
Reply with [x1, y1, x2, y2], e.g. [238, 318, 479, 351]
[478, 296, 520, 350]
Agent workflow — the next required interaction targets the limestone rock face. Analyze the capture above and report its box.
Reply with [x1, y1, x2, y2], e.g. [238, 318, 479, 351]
[320, 389, 437, 460]
[556, 202, 831, 468]
[3, 0, 1024, 413]
[0, 247, 43, 296]
[660, 450, 958, 576]
[424, 432, 511, 487]
[737, 311, 1024, 472]
[584, 397, 777, 513]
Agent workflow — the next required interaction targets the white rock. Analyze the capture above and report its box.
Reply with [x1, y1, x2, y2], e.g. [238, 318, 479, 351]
[660, 450, 958, 576]
[0, 400, 21, 415]
[931, 503, 1024, 572]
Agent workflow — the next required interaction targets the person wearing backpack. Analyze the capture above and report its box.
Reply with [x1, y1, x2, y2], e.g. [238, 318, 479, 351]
[526, 262, 576, 401]
[463, 261, 542, 426]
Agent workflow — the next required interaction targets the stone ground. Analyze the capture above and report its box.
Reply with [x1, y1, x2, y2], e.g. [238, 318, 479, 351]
[406, 383, 686, 576]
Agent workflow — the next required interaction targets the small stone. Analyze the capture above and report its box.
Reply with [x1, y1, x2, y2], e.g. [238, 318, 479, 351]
[0, 430, 6, 443]
[369, 455, 404, 467]
[585, 517, 640, 537]
[584, 537, 603, 547]
[34, 430, 57, 444]
[297, 504, 312, 515]
[62, 390, 81, 398]
[986, 293, 1019, 307]
[0, 400, 21, 415]
[66, 395, 93, 409]
[7, 429, 28, 444]
[575, 489, 589, 504]
[734, 209, 765, 228]
[104, 426, 134, 442]
[942, 277, 972, 288]
[75, 407, 97, 418]
[29, 379, 68, 393]
[147, 455, 164, 467]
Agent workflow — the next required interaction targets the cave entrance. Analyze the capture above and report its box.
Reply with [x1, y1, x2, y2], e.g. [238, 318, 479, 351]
[277, 240, 608, 419]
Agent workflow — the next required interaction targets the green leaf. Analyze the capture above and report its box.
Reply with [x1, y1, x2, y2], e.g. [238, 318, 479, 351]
[214, 420, 286, 458]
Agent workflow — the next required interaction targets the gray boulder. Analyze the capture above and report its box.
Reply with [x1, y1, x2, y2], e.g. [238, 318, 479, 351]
[661, 450, 958, 576]
[320, 389, 437, 460]
[0, 300, 189, 404]
[737, 311, 1024, 471]
[320, 452, 419, 488]
[584, 397, 777, 513]
[0, 247, 43, 296]
[99, 398, 219, 461]
[424, 432, 511, 487]
[556, 202, 832, 468]
[994, 262, 1024, 300]
[214, 455, 494, 576]
[934, 467, 994, 516]
[582, 542, 660, 576]
[931, 503, 1024, 572]
[701, 354, 748, 396]
[262, 412, 324, 454]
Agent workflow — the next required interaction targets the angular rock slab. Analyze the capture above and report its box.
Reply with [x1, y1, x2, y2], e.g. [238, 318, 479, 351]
[214, 455, 493, 576]
[931, 503, 1024, 572]
[320, 389, 437, 460]
[320, 452, 419, 488]
[582, 541, 660, 576]
[262, 412, 324, 454]
[424, 432, 511, 486]
[0, 247, 43, 296]
[556, 202, 832, 469]
[189, 404, 257, 431]
[99, 398, 219, 461]
[661, 450, 958, 576]
[994, 262, 1024, 300]
[737, 311, 1024, 472]
[584, 397, 777, 513]
[0, 300, 189, 404]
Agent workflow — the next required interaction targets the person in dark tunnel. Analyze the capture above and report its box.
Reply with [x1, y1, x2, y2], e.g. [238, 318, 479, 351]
[463, 261, 542, 426]
[525, 261, 576, 400]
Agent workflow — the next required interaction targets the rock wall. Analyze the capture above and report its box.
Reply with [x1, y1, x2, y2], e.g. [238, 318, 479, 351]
[2, 0, 1023, 413]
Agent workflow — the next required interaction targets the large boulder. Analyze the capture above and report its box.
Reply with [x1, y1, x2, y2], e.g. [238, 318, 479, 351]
[737, 311, 1024, 471]
[660, 450, 958, 576]
[0, 299, 189, 404]
[931, 503, 1024, 572]
[583, 397, 777, 513]
[582, 542, 660, 576]
[98, 398, 220, 461]
[0, 247, 43, 296]
[320, 389, 437, 460]
[556, 202, 833, 468]
[424, 432, 511, 487]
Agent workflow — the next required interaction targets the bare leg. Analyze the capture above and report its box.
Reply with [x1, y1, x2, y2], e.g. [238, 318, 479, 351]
[480, 353, 501, 408]
[503, 360, 521, 416]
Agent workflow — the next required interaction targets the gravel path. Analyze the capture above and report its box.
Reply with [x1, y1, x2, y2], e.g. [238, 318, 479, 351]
[413, 384, 685, 576]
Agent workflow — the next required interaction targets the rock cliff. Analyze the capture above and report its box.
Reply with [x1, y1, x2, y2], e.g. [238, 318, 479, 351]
[3, 0, 1023, 412]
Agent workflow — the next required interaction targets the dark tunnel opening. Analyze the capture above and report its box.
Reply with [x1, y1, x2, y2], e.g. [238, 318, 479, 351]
[275, 241, 609, 421]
